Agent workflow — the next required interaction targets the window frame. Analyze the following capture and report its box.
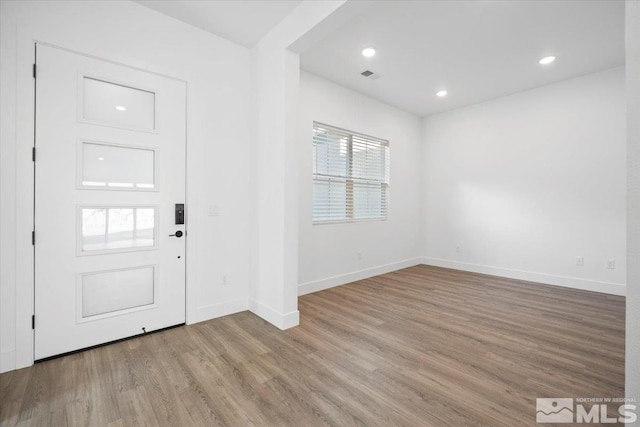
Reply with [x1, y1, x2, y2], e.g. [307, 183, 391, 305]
[312, 122, 389, 224]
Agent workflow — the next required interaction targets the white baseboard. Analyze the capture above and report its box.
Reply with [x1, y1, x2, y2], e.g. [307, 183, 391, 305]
[422, 257, 626, 296]
[298, 257, 424, 296]
[248, 299, 299, 330]
[190, 298, 249, 324]
[1, 350, 16, 374]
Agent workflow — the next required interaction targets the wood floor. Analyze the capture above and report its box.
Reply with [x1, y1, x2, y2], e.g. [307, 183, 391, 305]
[0, 265, 625, 426]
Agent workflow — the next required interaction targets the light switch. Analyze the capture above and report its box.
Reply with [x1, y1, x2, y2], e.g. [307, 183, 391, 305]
[208, 205, 220, 217]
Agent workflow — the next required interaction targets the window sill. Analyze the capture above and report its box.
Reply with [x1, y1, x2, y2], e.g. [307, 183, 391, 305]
[312, 217, 388, 226]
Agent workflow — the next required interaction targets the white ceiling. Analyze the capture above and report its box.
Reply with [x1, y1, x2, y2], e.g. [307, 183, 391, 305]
[134, 0, 624, 117]
[300, 0, 625, 117]
[135, 0, 303, 48]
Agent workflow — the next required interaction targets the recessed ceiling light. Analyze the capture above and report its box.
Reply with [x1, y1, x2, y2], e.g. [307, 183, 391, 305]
[97, 157, 105, 161]
[115, 105, 127, 111]
[539, 56, 556, 65]
[436, 90, 448, 97]
[362, 47, 376, 58]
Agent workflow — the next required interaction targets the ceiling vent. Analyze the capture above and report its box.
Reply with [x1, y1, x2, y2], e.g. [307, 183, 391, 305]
[361, 70, 382, 80]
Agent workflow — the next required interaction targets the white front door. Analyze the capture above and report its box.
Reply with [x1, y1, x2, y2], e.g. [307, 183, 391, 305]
[34, 44, 186, 360]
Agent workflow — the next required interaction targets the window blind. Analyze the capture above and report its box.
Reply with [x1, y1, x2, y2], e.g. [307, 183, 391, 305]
[312, 122, 389, 223]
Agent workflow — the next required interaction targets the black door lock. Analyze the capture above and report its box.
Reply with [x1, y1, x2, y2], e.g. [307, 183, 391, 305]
[169, 230, 183, 238]
[175, 203, 185, 225]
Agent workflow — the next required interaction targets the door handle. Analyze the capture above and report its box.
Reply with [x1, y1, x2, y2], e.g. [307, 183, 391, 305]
[169, 231, 183, 238]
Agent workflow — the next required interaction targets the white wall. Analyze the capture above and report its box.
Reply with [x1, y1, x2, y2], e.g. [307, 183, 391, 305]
[626, 0, 640, 412]
[297, 71, 423, 295]
[0, 0, 251, 372]
[421, 67, 626, 295]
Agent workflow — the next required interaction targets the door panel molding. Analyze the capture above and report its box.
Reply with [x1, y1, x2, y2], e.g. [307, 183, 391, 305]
[76, 138, 160, 192]
[76, 264, 159, 324]
[76, 71, 160, 134]
[76, 205, 160, 256]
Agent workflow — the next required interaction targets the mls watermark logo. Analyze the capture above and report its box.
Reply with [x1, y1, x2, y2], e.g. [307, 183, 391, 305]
[536, 398, 573, 423]
[536, 397, 638, 423]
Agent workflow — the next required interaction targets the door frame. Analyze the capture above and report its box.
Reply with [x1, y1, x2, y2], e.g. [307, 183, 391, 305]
[13, 38, 190, 368]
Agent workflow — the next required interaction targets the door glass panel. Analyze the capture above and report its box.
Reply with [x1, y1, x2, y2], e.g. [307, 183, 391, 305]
[82, 77, 155, 130]
[81, 142, 155, 189]
[81, 207, 156, 252]
[82, 266, 155, 318]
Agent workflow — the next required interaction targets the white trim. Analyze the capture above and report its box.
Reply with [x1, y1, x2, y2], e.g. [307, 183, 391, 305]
[298, 257, 423, 296]
[0, 350, 16, 374]
[14, 29, 36, 371]
[422, 257, 626, 296]
[248, 299, 299, 330]
[190, 299, 249, 324]
[313, 121, 389, 144]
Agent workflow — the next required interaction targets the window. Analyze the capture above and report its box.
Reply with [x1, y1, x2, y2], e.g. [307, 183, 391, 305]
[312, 122, 389, 223]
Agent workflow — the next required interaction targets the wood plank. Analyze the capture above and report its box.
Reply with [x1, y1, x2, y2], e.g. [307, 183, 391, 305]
[0, 265, 625, 426]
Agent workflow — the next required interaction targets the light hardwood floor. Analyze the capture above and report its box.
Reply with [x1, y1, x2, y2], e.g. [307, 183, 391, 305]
[0, 265, 625, 426]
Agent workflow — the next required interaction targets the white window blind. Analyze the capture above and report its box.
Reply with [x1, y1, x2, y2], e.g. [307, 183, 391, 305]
[312, 122, 389, 223]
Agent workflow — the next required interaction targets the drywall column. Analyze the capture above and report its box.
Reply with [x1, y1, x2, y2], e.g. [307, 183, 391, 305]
[249, 0, 347, 329]
[249, 45, 300, 328]
[627, 0, 640, 413]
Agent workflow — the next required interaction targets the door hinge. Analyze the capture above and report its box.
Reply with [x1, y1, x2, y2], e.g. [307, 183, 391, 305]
[33, 64, 36, 79]
[32, 231, 35, 245]
[32, 147, 36, 162]
[32, 315, 35, 330]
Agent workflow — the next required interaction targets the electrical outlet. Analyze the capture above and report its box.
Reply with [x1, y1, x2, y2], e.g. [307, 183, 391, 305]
[222, 275, 228, 286]
[357, 251, 362, 261]
[576, 257, 584, 267]
[607, 259, 616, 270]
